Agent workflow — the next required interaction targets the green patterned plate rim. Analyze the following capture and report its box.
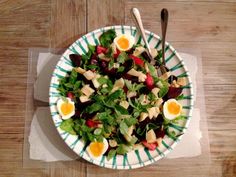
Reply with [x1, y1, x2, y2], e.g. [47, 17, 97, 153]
[49, 25, 194, 169]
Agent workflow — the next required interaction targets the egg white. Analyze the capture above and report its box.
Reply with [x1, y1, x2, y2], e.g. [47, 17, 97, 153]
[87, 138, 108, 159]
[163, 99, 182, 120]
[114, 34, 134, 51]
[57, 97, 75, 120]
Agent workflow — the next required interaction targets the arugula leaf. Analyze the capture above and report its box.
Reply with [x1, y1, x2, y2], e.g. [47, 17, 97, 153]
[124, 79, 145, 92]
[146, 123, 160, 131]
[105, 46, 113, 58]
[116, 144, 131, 155]
[97, 77, 108, 85]
[147, 92, 156, 102]
[108, 59, 114, 70]
[176, 94, 184, 100]
[136, 126, 146, 136]
[124, 80, 132, 90]
[119, 121, 129, 135]
[107, 149, 117, 161]
[115, 105, 129, 115]
[61, 96, 68, 103]
[117, 66, 125, 73]
[117, 52, 128, 64]
[69, 69, 78, 84]
[147, 63, 158, 78]
[129, 136, 138, 145]
[106, 89, 123, 102]
[60, 119, 76, 135]
[99, 29, 116, 48]
[155, 50, 162, 65]
[124, 117, 138, 127]
[86, 64, 99, 70]
[165, 127, 178, 141]
[98, 111, 115, 126]
[91, 94, 105, 102]
[73, 81, 82, 91]
[57, 86, 67, 97]
[88, 44, 95, 54]
[95, 135, 104, 142]
[64, 83, 73, 89]
[100, 87, 110, 94]
[85, 103, 103, 114]
[158, 80, 169, 98]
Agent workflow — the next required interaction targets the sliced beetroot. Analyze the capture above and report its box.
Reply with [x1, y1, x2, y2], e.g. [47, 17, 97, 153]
[126, 47, 135, 55]
[69, 54, 81, 67]
[122, 73, 139, 83]
[123, 86, 128, 94]
[155, 129, 165, 138]
[100, 61, 108, 69]
[99, 60, 116, 76]
[123, 59, 134, 73]
[90, 53, 99, 65]
[167, 86, 183, 99]
[74, 110, 81, 117]
[67, 92, 74, 100]
[75, 99, 92, 111]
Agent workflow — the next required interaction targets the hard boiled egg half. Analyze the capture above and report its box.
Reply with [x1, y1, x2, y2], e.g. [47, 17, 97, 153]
[163, 99, 182, 120]
[114, 34, 134, 51]
[57, 97, 75, 120]
[87, 138, 108, 159]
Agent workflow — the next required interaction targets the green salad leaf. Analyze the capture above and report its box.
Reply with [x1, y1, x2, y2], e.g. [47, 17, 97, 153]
[99, 29, 116, 48]
[116, 144, 131, 155]
[60, 119, 76, 135]
[107, 149, 117, 160]
[85, 103, 103, 114]
[158, 80, 169, 98]
[119, 121, 129, 135]
[117, 52, 128, 64]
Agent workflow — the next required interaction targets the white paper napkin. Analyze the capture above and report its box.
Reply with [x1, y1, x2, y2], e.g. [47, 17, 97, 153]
[29, 52, 201, 161]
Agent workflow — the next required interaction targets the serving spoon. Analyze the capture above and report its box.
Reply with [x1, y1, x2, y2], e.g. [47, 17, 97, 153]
[131, 8, 156, 65]
[157, 8, 169, 76]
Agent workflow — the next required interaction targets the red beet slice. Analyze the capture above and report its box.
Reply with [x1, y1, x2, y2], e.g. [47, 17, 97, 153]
[69, 54, 82, 67]
[167, 86, 183, 99]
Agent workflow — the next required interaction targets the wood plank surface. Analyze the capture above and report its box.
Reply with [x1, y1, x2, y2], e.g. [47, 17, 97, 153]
[0, 0, 236, 177]
[50, 0, 87, 49]
[87, 0, 125, 30]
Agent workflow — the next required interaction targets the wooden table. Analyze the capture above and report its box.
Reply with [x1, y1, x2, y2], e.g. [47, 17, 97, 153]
[1, 0, 236, 176]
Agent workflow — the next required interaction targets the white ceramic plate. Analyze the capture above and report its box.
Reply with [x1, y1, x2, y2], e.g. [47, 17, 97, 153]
[49, 25, 193, 169]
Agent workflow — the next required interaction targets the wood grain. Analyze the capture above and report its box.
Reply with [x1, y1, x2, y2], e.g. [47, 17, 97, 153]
[87, 0, 125, 31]
[0, 0, 236, 177]
[50, 0, 87, 49]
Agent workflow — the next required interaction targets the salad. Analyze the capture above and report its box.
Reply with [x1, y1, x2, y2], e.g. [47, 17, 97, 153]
[56, 29, 187, 160]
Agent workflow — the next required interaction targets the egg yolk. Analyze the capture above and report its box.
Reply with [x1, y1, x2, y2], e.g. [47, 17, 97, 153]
[61, 102, 74, 116]
[117, 36, 129, 50]
[167, 101, 181, 115]
[89, 142, 104, 157]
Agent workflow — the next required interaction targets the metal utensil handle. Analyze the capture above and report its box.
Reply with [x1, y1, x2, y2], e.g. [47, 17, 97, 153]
[161, 8, 168, 65]
[131, 8, 152, 59]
